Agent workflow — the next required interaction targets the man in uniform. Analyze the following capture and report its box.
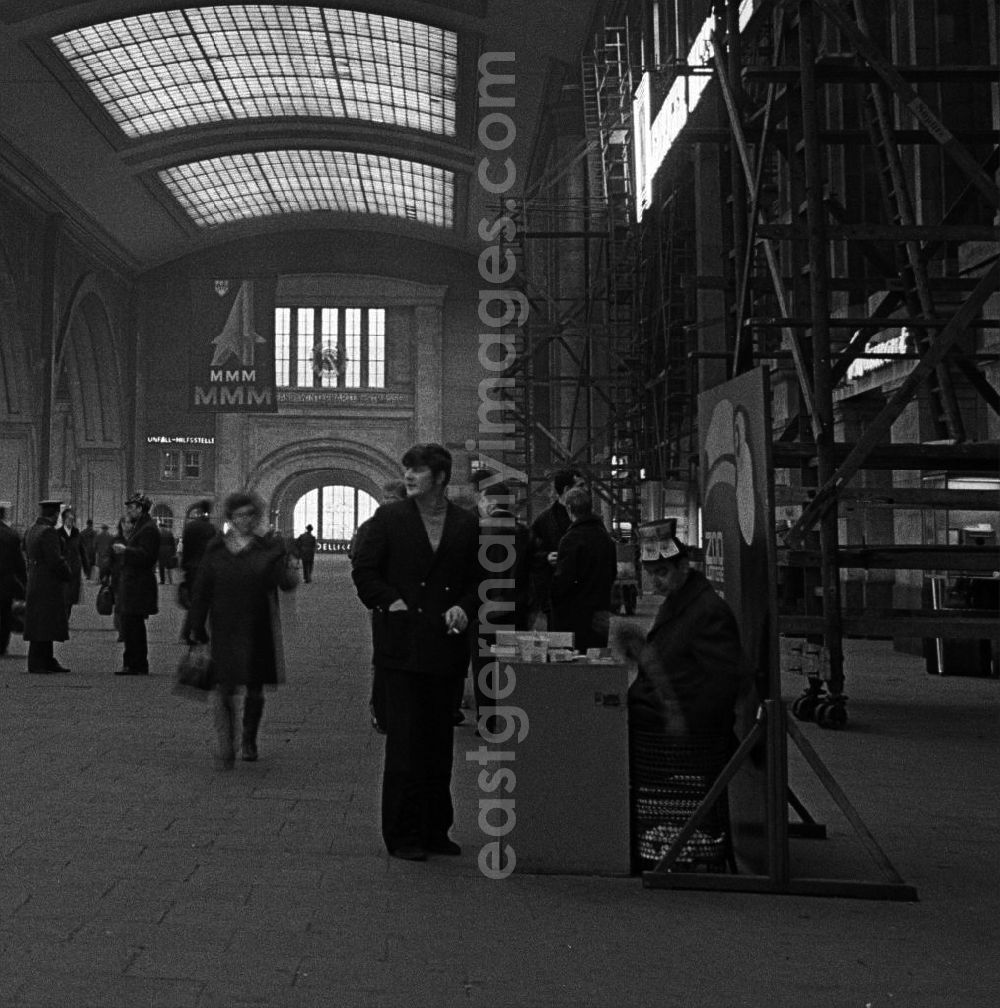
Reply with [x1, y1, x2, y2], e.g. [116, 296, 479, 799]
[23, 498, 72, 673]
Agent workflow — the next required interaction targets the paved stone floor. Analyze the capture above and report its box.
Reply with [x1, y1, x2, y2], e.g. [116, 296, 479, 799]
[2, 555, 998, 1007]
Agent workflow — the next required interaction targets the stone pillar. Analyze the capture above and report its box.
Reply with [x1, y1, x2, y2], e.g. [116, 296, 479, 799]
[413, 303, 443, 443]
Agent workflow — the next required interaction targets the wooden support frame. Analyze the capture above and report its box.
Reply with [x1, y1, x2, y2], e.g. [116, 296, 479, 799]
[642, 701, 919, 900]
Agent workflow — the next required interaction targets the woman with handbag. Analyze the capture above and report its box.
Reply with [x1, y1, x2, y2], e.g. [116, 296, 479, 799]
[185, 491, 298, 769]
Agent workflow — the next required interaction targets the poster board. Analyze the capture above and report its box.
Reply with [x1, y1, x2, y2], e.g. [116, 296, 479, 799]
[698, 367, 779, 873]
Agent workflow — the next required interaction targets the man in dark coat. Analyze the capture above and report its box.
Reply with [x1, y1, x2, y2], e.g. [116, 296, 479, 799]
[0, 500, 28, 656]
[112, 492, 159, 676]
[620, 536, 746, 737]
[350, 478, 407, 734]
[180, 499, 216, 608]
[549, 487, 618, 651]
[296, 524, 317, 583]
[22, 499, 72, 673]
[529, 467, 586, 628]
[352, 443, 481, 861]
[470, 479, 532, 731]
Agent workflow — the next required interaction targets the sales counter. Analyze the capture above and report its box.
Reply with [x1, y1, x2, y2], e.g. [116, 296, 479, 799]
[495, 656, 634, 876]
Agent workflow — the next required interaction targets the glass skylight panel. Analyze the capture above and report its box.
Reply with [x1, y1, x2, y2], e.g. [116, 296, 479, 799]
[51, 5, 458, 139]
[158, 150, 454, 229]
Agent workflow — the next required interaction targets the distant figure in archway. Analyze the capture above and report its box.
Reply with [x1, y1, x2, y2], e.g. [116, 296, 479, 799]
[296, 524, 317, 583]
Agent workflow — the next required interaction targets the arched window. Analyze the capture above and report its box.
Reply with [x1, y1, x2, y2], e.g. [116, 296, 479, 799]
[292, 486, 377, 544]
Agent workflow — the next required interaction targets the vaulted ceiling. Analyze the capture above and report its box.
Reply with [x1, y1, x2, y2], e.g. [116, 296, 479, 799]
[0, 1, 599, 273]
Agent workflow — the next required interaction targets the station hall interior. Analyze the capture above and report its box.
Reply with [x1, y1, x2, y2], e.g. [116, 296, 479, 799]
[0, 1, 999, 1004]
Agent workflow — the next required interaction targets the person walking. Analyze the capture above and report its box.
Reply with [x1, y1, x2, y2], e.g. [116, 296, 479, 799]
[79, 518, 97, 581]
[185, 492, 297, 769]
[111, 493, 159, 676]
[22, 499, 72, 674]
[57, 507, 86, 623]
[528, 467, 586, 629]
[296, 524, 317, 583]
[179, 500, 216, 610]
[549, 487, 618, 651]
[351, 443, 481, 862]
[0, 500, 27, 656]
[157, 522, 177, 585]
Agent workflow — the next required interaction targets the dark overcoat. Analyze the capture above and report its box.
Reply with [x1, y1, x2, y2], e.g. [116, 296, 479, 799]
[57, 526, 86, 607]
[187, 531, 295, 686]
[351, 497, 481, 676]
[529, 500, 571, 613]
[22, 517, 71, 641]
[0, 521, 27, 601]
[117, 512, 160, 617]
[628, 569, 747, 736]
[550, 514, 618, 642]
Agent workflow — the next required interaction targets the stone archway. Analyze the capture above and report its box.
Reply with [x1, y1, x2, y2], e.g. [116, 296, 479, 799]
[244, 437, 399, 537]
[50, 275, 128, 524]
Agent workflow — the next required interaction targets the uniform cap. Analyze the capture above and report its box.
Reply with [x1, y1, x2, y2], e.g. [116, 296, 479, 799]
[0, 500, 12, 509]
[39, 498, 63, 508]
[125, 492, 152, 510]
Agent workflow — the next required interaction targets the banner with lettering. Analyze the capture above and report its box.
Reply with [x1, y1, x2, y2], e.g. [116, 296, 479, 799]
[189, 277, 278, 412]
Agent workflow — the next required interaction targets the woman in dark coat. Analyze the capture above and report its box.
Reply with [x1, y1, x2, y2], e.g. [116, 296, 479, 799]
[111, 494, 160, 675]
[57, 507, 86, 620]
[186, 491, 297, 769]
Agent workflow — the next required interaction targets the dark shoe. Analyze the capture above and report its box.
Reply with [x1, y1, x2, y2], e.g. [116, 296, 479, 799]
[390, 845, 427, 862]
[47, 663, 71, 674]
[28, 666, 54, 674]
[425, 838, 461, 856]
[240, 740, 258, 762]
[115, 666, 147, 675]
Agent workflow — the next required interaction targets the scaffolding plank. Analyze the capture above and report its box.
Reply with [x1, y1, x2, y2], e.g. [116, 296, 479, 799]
[777, 545, 1000, 571]
[780, 612, 1000, 638]
[775, 486, 1000, 509]
[772, 441, 1000, 472]
[756, 224, 1000, 241]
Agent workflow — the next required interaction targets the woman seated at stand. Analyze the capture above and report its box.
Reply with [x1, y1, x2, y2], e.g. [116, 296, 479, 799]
[616, 536, 747, 737]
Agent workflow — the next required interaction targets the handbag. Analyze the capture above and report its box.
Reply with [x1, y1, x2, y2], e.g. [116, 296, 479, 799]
[174, 643, 214, 695]
[96, 583, 115, 616]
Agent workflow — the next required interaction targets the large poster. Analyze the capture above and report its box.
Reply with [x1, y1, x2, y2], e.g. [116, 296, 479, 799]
[698, 367, 778, 874]
[189, 277, 278, 412]
[698, 366, 777, 698]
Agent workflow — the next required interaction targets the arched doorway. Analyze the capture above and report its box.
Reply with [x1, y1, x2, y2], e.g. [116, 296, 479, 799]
[292, 485, 377, 550]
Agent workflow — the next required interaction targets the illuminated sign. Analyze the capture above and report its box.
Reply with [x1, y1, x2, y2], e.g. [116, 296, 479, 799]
[846, 330, 914, 382]
[634, 0, 754, 216]
[146, 436, 216, 444]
